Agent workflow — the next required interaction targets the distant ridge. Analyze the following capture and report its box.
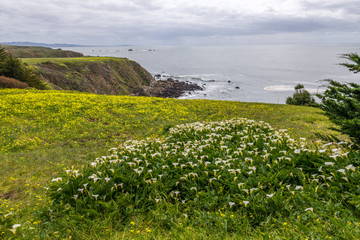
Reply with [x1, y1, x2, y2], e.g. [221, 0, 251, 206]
[1, 42, 133, 48]
[1, 42, 87, 48]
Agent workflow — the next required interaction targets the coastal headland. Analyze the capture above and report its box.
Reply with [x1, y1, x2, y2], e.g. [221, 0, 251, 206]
[22, 57, 202, 98]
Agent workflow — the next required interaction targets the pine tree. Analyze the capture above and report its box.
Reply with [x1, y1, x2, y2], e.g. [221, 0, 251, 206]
[317, 51, 360, 146]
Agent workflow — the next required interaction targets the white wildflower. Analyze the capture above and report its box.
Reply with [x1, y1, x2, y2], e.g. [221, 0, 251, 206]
[51, 177, 62, 182]
[345, 164, 356, 171]
[12, 224, 21, 229]
[248, 166, 256, 171]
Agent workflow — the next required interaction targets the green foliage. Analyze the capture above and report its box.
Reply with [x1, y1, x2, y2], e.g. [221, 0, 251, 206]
[0, 89, 347, 239]
[318, 51, 360, 146]
[317, 79, 360, 145]
[286, 84, 316, 106]
[47, 118, 359, 238]
[0, 212, 15, 238]
[340, 53, 360, 74]
[0, 44, 83, 58]
[0, 47, 46, 89]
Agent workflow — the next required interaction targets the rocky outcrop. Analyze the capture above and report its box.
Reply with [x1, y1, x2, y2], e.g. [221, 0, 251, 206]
[32, 57, 202, 98]
[145, 78, 203, 98]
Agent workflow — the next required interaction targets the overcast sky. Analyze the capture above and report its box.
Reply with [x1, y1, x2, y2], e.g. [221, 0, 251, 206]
[1, 0, 359, 45]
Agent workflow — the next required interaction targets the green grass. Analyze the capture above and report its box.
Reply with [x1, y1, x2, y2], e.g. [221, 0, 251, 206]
[21, 57, 129, 65]
[1, 44, 83, 58]
[0, 89, 348, 239]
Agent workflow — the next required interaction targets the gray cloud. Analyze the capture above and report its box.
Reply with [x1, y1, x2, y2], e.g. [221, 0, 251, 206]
[1, 0, 359, 45]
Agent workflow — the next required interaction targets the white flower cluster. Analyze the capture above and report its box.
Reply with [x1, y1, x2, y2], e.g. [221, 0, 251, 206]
[51, 118, 355, 214]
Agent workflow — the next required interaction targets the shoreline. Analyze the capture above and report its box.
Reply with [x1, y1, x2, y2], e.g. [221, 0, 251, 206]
[143, 76, 203, 98]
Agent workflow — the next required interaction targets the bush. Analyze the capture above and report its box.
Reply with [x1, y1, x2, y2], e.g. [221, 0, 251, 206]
[317, 52, 360, 146]
[0, 48, 46, 89]
[286, 84, 316, 106]
[0, 76, 29, 89]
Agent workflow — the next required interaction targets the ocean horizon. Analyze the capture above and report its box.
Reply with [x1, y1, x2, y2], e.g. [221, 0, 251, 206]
[64, 44, 359, 104]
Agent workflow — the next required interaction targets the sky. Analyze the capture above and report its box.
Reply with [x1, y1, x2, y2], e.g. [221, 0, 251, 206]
[1, 0, 359, 46]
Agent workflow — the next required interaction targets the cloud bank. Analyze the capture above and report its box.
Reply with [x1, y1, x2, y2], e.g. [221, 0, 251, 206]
[1, 0, 359, 45]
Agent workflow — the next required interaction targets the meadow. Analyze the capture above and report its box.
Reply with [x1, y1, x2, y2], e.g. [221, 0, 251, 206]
[0, 88, 357, 239]
[1, 45, 83, 58]
[21, 57, 129, 65]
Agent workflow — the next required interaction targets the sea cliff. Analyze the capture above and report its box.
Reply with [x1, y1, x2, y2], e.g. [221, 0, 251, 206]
[23, 57, 201, 97]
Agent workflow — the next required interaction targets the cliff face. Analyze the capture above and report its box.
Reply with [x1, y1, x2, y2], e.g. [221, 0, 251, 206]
[33, 58, 154, 96]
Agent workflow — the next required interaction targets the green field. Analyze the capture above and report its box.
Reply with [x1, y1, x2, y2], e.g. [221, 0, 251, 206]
[21, 56, 129, 65]
[1, 89, 357, 239]
[1, 45, 83, 58]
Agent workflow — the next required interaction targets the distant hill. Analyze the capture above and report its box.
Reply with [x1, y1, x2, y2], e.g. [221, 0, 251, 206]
[1, 42, 133, 48]
[1, 44, 84, 58]
[1, 42, 86, 48]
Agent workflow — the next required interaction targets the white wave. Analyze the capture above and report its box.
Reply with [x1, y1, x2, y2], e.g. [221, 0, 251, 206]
[264, 85, 294, 91]
[264, 85, 325, 93]
[176, 73, 224, 82]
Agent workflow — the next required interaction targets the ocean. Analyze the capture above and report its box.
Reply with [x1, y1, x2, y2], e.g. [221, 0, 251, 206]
[64, 44, 359, 104]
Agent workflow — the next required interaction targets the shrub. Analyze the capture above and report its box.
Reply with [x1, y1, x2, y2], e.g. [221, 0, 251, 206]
[317, 52, 360, 146]
[286, 84, 316, 106]
[0, 76, 29, 89]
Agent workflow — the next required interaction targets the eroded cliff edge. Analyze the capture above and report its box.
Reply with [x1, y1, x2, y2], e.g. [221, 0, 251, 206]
[28, 57, 201, 97]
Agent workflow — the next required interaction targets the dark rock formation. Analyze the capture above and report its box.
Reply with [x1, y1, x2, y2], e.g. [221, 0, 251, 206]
[145, 78, 203, 98]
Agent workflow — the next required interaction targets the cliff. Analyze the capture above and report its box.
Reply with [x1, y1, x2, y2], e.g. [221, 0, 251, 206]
[23, 57, 201, 97]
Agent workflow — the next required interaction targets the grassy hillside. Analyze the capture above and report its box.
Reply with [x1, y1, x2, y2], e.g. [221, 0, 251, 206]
[0, 89, 350, 239]
[1, 44, 83, 58]
[22, 56, 120, 65]
[22, 57, 154, 95]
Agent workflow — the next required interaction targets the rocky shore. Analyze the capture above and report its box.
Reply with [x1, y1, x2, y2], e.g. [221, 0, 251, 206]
[144, 75, 203, 98]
